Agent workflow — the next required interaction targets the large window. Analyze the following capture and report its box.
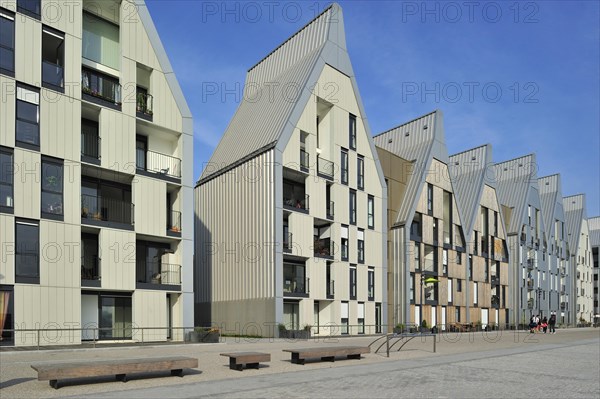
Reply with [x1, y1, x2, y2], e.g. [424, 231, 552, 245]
[341, 301, 349, 334]
[0, 148, 13, 212]
[41, 27, 64, 91]
[341, 225, 349, 261]
[357, 155, 364, 190]
[368, 267, 375, 301]
[349, 189, 356, 225]
[99, 295, 132, 340]
[411, 213, 422, 241]
[409, 273, 415, 302]
[443, 190, 452, 245]
[283, 262, 307, 296]
[357, 302, 364, 334]
[367, 195, 374, 229]
[16, 84, 40, 149]
[17, 0, 40, 19]
[0, 9, 15, 76]
[82, 11, 120, 70]
[0, 286, 14, 345]
[349, 114, 356, 150]
[427, 183, 433, 215]
[349, 265, 357, 300]
[414, 243, 421, 270]
[41, 157, 63, 219]
[341, 149, 348, 185]
[357, 229, 364, 263]
[448, 278, 453, 303]
[16, 219, 39, 284]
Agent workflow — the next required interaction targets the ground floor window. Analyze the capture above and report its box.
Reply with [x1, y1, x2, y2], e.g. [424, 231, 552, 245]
[100, 295, 132, 340]
[375, 303, 382, 333]
[283, 301, 299, 330]
[0, 286, 13, 346]
[313, 302, 319, 334]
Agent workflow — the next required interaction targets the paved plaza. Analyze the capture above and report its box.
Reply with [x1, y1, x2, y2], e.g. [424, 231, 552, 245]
[0, 328, 598, 398]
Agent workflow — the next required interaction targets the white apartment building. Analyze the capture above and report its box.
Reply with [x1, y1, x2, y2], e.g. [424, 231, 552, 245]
[589, 216, 599, 321]
[0, 0, 193, 346]
[195, 4, 387, 337]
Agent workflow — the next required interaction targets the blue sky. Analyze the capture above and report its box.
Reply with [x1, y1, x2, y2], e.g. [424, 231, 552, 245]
[146, 0, 600, 216]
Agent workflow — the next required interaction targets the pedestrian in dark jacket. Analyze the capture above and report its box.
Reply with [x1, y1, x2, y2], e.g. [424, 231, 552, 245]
[548, 313, 557, 334]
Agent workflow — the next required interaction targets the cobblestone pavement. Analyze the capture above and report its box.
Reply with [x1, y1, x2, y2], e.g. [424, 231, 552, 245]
[1, 328, 598, 398]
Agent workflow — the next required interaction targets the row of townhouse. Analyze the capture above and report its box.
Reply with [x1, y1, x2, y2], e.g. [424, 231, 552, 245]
[0, 0, 194, 347]
[196, 3, 597, 336]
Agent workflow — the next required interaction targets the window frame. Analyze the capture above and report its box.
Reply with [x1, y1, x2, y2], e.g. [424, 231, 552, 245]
[367, 195, 375, 229]
[357, 228, 365, 264]
[349, 265, 357, 300]
[349, 114, 356, 151]
[17, 0, 41, 20]
[427, 183, 433, 215]
[15, 83, 40, 151]
[0, 9, 15, 77]
[41, 156, 64, 221]
[357, 155, 364, 190]
[341, 148, 349, 185]
[41, 26, 65, 92]
[15, 218, 40, 284]
[349, 189, 357, 225]
[0, 147, 14, 214]
[368, 267, 375, 301]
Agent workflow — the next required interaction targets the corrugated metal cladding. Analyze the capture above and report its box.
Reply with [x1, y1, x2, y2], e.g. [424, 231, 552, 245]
[589, 216, 600, 246]
[564, 194, 587, 251]
[196, 150, 276, 302]
[538, 174, 562, 238]
[449, 144, 492, 243]
[200, 4, 341, 181]
[373, 110, 444, 226]
[493, 154, 537, 234]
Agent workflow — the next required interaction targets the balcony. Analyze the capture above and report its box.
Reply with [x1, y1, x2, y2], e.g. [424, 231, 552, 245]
[300, 149, 309, 172]
[326, 279, 335, 299]
[326, 200, 334, 220]
[81, 194, 134, 229]
[167, 210, 181, 237]
[136, 89, 153, 121]
[317, 156, 334, 180]
[283, 264, 308, 297]
[42, 60, 64, 91]
[82, 68, 122, 110]
[136, 148, 182, 181]
[314, 238, 334, 259]
[81, 129, 101, 164]
[136, 261, 181, 288]
[491, 275, 500, 286]
[283, 193, 309, 213]
[491, 295, 500, 308]
[81, 255, 100, 287]
[526, 258, 534, 270]
[283, 232, 292, 253]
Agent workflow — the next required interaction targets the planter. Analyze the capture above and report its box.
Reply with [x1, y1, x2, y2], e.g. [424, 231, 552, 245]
[279, 329, 310, 339]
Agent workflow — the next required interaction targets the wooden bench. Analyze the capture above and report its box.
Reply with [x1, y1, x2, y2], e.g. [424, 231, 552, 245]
[283, 346, 369, 365]
[30, 356, 198, 389]
[220, 352, 270, 371]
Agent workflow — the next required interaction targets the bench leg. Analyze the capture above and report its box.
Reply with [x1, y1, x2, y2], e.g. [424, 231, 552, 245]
[49, 380, 59, 390]
[291, 353, 305, 365]
[116, 374, 127, 382]
[347, 354, 362, 360]
[229, 358, 243, 371]
[247, 362, 260, 370]
[171, 369, 184, 377]
[321, 356, 335, 362]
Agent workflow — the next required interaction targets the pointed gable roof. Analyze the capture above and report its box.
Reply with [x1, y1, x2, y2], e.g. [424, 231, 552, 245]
[589, 216, 600, 247]
[449, 144, 499, 242]
[564, 194, 587, 251]
[538, 174, 564, 238]
[373, 110, 446, 226]
[198, 3, 386, 186]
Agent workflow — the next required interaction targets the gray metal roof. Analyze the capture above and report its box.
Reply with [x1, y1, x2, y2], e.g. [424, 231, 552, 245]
[449, 144, 498, 242]
[200, 4, 340, 182]
[589, 216, 600, 247]
[373, 110, 446, 226]
[538, 174, 563, 238]
[564, 194, 587, 251]
[493, 154, 541, 234]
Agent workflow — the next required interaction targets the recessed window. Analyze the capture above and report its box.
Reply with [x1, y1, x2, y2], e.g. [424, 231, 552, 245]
[15, 84, 40, 150]
[341, 224, 349, 261]
[349, 189, 356, 225]
[41, 157, 64, 220]
[41, 27, 65, 91]
[368, 267, 375, 301]
[349, 265, 357, 300]
[367, 195, 375, 229]
[0, 147, 13, 212]
[82, 11, 120, 71]
[349, 114, 356, 151]
[427, 183, 433, 215]
[341, 149, 348, 185]
[16, 219, 39, 284]
[0, 10, 15, 76]
[357, 229, 364, 264]
[17, 0, 40, 19]
[357, 155, 364, 190]
[409, 273, 415, 302]
[357, 302, 365, 334]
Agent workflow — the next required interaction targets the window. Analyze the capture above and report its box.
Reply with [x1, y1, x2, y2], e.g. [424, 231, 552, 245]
[455, 307, 461, 323]
[411, 213, 422, 240]
[468, 255, 473, 280]
[17, 0, 40, 19]
[0, 148, 13, 212]
[414, 244, 421, 270]
[0, 9, 15, 76]
[349, 189, 357, 225]
[282, 262, 307, 296]
[99, 295, 132, 340]
[357, 156, 364, 190]
[484, 260, 489, 282]
[494, 211, 499, 236]
[368, 267, 375, 301]
[41, 158, 64, 219]
[409, 273, 415, 302]
[326, 262, 334, 298]
[442, 249, 448, 275]
[367, 195, 375, 229]
[81, 118, 100, 161]
[427, 183, 433, 215]
[349, 265, 357, 300]
[341, 149, 348, 185]
[341, 225, 349, 261]
[82, 11, 120, 70]
[16, 219, 39, 284]
[433, 218, 438, 244]
[448, 278, 453, 303]
[341, 301, 349, 334]
[443, 190, 452, 245]
[457, 251, 462, 265]
[473, 282, 478, 306]
[457, 279, 462, 292]
[357, 229, 364, 263]
[16, 84, 40, 149]
[357, 302, 365, 334]
[42, 27, 65, 91]
[313, 302, 319, 335]
[349, 114, 356, 150]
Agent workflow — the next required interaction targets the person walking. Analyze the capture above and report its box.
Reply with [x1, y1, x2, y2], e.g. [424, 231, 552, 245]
[548, 313, 557, 334]
[542, 316, 548, 333]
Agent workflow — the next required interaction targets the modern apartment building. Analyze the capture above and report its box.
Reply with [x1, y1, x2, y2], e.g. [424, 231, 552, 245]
[374, 111, 467, 330]
[195, 4, 387, 337]
[494, 155, 549, 326]
[0, 0, 193, 346]
[449, 145, 510, 328]
[589, 216, 599, 320]
[564, 195, 594, 323]
[538, 174, 572, 323]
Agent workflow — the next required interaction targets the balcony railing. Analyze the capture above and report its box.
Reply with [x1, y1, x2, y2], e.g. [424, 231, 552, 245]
[314, 238, 334, 259]
[136, 261, 181, 286]
[283, 275, 308, 296]
[81, 130, 101, 161]
[81, 255, 100, 281]
[136, 91, 153, 117]
[136, 149, 182, 179]
[491, 275, 500, 286]
[167, 210, 181, 234]
[327, 279, 335, 299]
[317, 156, 334, 180]
[82, 68, 121, 106]
[300, 149, 309, 171]
[491, 295, 500, 308]
[42, 60, 64, 89]
[284, 194, 309, 212]
[283, 232, 292, 253]
[326, 200, 334, 220]
[81, 194, 134, 226]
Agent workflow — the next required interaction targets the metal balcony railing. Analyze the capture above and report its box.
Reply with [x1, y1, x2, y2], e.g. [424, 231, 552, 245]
[283, 193, 309, 211]
[81, 130, 101, 160]
[81, 255, 100, 281]
[136, 90, 153, 116]
[283, 232, 292, 253]
[81, 194, 134, 226]
[300, 149, 310, 170]
[136, 148, 182, 179]
[326, 200, 334, 220]
[136, 261, 181, 285]
[283, 274, 308, 296]
[314, 238, 334, 258]
[82, 68, 121, 105]
[317, 156, 334, 179]
[167, 210, 181, 234]
[42, 60, 64, 89]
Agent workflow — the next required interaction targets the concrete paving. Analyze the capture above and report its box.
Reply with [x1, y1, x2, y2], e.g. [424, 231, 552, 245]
[0, 328, 598, 398]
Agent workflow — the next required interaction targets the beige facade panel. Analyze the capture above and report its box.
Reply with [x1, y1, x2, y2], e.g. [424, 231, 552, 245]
[13, 149, 41, 219]
[99, 228, 136, 290]
[133, 175, 166, 237]
[287, 212, 313, 258]
[133, 290, 167, 341]
[63, 162, 81, 225]
[40, 90, 81, 162]
[100, 109, 136, 173]
[41, 0, 83, 38]
[0, 214, 15, 284]
[14, 14, 41, 86]
[211, 298, 276, 335]
[0, 76, 16, 147]
[39, 220, 80, 288]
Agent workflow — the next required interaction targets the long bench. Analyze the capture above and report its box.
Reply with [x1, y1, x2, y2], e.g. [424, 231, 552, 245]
[220, 352, 270, 371]
[283, 346, 370, 365]
[30, 356, 198, 389]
